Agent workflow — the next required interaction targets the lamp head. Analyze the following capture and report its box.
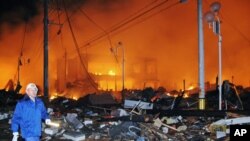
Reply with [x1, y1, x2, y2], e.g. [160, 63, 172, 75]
[180, 0, 188, 3]
[204, 11, 215, 23]
[210, 2, 221, 13]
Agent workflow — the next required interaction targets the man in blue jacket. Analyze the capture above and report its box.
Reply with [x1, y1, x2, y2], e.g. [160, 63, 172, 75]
[11, 83, 51, 141]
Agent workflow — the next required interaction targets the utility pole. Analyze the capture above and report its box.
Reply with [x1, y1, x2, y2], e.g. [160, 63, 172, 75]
[110, 42, 125, 91]
[183, 79, 186, 91]
[119, 42, 125, 91]
[17, 57, 21, 87]
[44, 0, 49, 98]
[197, 0, 206, 110]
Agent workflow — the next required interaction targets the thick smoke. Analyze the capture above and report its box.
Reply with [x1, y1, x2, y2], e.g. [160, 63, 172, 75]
[0, 0, 39, 25]
[0, 0, 87, 31]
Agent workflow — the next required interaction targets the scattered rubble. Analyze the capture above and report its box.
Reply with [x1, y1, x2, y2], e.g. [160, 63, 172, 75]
[0, 86, 250, 140]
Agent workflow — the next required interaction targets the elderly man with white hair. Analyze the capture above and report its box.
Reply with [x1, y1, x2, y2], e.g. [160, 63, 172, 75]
[11, 83, 51, 141]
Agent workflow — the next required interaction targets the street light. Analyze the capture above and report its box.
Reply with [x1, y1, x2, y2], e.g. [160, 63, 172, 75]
[204, 1, 223, 110]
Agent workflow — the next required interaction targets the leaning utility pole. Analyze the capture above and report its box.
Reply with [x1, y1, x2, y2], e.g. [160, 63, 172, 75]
[44, 0, 49, 98]
[197, 0, 205, 110]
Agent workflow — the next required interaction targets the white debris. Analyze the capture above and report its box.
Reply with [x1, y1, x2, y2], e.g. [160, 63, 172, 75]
[124, 100, 153, 110]
[162, 127, 169, 133]
[216, 131, 226, 139]
[63, 131, 85, 141]
[177, 125, 187, 131]
[66, 113, 84, 129]
[161, 116, 182, 124]
[84, 119, 93, 125]
[44, 128, 58, 135]
[62, 99, 69, 103]
[211, 117, 250, 126]
[47, 108, 53, 114]
[153, 118, 179, 132]
[0, 113, 8, 120]
[94, 133, 101, 140]
[111, 108, 128, 117]
[99, 124, 106, 128]
[154, 118, 162, 128]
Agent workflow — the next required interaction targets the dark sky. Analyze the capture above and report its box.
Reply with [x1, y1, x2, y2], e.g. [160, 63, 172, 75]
[0, 0, 249, 92]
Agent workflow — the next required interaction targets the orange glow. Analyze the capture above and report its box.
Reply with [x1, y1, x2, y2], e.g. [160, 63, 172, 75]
[0, 0, 249, 95]
[187, 86, 194, 91]
[97, 78, 133, 91]
[183, 93, 189, 98]
[166, 93, 171, 96]
[72, 96, 78, 100]
[94, 72, 102, 76]
[49, 95, 56, 100]
[49, 92, 59, 100]
[108, 70, 116, 76]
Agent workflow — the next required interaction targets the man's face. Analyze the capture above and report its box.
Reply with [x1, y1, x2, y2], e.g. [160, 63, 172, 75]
[26, 88, 37, 99]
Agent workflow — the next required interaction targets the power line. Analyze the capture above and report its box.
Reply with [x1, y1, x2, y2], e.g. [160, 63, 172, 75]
[31, 0, 66, 65]
[20, 22, 28, 57]
[79, 9, 118, 62]
[63, 0, 98, 91]
[31, 6, 66, 66]
[80, 9, 113, 47]
[105, 0, 181, 42]
[78, 0, 161, 63]
[221, 15, 250, 45]
[80, 0, 162, 45]
[79, 0, 169, 48]
[57, 0, 67, 85]
[97, 0, 169, 38]
[78, 0, 182, 49]
[108, 0, 163, 30]
[14, 22, 28, 83]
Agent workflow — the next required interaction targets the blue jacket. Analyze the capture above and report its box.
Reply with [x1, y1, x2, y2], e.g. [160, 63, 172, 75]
[11, 95, 49, 138]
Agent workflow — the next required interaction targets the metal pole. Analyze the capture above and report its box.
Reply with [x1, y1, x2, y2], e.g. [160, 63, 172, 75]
[115, 67, 117, 91]
[119, 42, 125, 91]
[218, 18, 222, 110]
[44, 0, 49, 98]
[183, 79, 186, 91]
[197, 0, 205, 110]
[17, 57, 20, 85]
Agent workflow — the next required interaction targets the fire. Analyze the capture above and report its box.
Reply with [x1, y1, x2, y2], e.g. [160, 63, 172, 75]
[49, 92, 59, 100]
[166, 93, 171, 96]
[94, 72, 102, 76]
[49, 95, 56, 100]
[72, 96, 78, 100]
[108, 70, 116, 76]
[188, 86, 194, 90]
[183, 93, 189, 98]
[0, 0, 249, 95]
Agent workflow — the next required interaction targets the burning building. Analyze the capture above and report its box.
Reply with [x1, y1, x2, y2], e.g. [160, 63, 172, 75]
[0, 0, 249, 97]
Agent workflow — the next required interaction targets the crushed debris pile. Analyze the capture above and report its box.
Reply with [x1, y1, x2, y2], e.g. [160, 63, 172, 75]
[0, 86, 250, 140]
